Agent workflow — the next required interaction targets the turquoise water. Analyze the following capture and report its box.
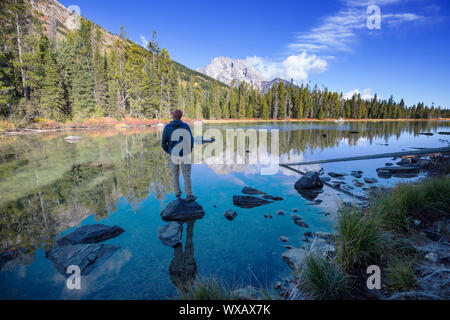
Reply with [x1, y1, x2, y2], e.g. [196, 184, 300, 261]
[0, 121, 449, 299]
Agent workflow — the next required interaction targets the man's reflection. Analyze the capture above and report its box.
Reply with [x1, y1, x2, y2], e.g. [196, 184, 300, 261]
[169, 220, 197, 291]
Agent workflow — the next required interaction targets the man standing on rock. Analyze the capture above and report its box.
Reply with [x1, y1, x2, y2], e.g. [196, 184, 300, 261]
[162, 110, 197, 202]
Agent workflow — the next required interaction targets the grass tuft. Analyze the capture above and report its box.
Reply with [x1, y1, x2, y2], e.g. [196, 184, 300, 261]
[336, 208, 385, 271]
[176, 277, 235, 300]
[373, 176, 450, 233]
[385, 258, 418, 292]
[300, 254, 349, 300]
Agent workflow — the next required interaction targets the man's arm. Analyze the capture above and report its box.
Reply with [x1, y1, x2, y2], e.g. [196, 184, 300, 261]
[161, 126, 170, 154]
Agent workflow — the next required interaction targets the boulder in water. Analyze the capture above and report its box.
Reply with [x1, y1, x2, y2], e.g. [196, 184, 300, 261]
[242, 187, 265, 195]
[57, 224, 125, 246]
[295, 171, 323, 190]
[161, 199, 205, 221]
[233, 196, 273, 209]
[158, 222, 183, 247]
[46, 243, 120, 276]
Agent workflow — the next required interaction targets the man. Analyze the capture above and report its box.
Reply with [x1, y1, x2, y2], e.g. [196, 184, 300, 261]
[162, 110, 197, 202]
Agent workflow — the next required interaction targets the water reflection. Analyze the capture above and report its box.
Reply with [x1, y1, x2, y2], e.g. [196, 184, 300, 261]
[169, 220, 198, 292]
[0, 121, 448, 266]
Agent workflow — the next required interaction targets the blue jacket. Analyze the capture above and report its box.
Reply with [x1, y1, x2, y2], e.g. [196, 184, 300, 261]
[161, 120, 194, 157]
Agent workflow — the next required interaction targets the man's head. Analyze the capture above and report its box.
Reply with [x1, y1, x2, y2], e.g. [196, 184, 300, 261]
[173, 110, 183, 120]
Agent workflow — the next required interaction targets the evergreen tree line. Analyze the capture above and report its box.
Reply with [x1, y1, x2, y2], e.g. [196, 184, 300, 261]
[1, 0, 448, 124]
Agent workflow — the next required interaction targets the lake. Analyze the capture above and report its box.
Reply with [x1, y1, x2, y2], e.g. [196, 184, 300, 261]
[1, 121, 449, 299]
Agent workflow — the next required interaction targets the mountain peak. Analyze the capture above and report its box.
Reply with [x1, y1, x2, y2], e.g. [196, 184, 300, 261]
[197, 56, 268, 90]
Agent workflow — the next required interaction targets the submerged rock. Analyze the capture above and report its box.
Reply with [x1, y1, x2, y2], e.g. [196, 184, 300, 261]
[328, 172, 347, 178]
[280, 236, 289, 243]
[294, 171, 324, 190]
[242, 187, 265, 195]
[282, 248, 307, 271]
[262, 195, 284, 201]
[224, 210, 238, 221]
[396, 158, 411, 166]
[364, 178, 378, 184]
[46, 244, 120, 276]
[376, 166, 420, 174]
[377, 169, 393, 179]
[277, 210, 286, 216]
[161, 199, 205, 221]
[233, 196, 273, 209]
[158, 222, 183, 248]
[57, 224, 125, 246]
[291, 214, 310, 228]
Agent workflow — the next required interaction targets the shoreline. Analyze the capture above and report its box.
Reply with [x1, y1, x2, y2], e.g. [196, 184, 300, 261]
[1, 117, 449, 136]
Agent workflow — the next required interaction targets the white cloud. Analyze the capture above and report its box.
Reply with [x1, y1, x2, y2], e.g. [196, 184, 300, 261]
[239, 0, 433, 83]
[246, 53, 328, 83]
[289, 0, 428, 54]
[343, 88, 375, 100]
[139, 35, 149, 48]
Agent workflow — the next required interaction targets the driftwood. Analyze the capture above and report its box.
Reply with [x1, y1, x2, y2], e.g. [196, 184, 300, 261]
[280, 146, 450, 201]
[280, 147, 450, 167]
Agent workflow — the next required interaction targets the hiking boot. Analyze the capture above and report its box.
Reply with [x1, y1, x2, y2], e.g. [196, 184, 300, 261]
[186, 195, 197, 202]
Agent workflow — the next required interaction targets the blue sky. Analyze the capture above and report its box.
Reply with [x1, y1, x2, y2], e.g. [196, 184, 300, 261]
[60, 0, 450, 108]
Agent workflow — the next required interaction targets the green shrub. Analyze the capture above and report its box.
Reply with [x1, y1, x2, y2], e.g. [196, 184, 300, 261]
[300, 254, 349, 300]
[336, 208, 385, 271]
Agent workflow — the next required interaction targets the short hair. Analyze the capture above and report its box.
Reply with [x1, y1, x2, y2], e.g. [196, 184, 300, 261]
[173, 110, 183, 120]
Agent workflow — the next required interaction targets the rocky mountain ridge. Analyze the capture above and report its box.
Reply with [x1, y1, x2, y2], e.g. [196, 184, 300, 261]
[198, 56, 294, 93]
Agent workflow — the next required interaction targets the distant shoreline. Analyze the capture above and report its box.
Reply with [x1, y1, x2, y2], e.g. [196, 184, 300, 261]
[1, 117, 449, 136]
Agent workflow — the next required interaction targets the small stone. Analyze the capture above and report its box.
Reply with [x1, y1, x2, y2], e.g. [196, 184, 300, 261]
[364, 178, 378, 184]
[425, 252, 439, 263]
[224, 210, 238, 221]
[158, 222, 183, 248]
[280, 236, 289, 243]
[292, 208, 298, 212]
[277, 210, 286, 216]
[328, 172, 346, 178]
